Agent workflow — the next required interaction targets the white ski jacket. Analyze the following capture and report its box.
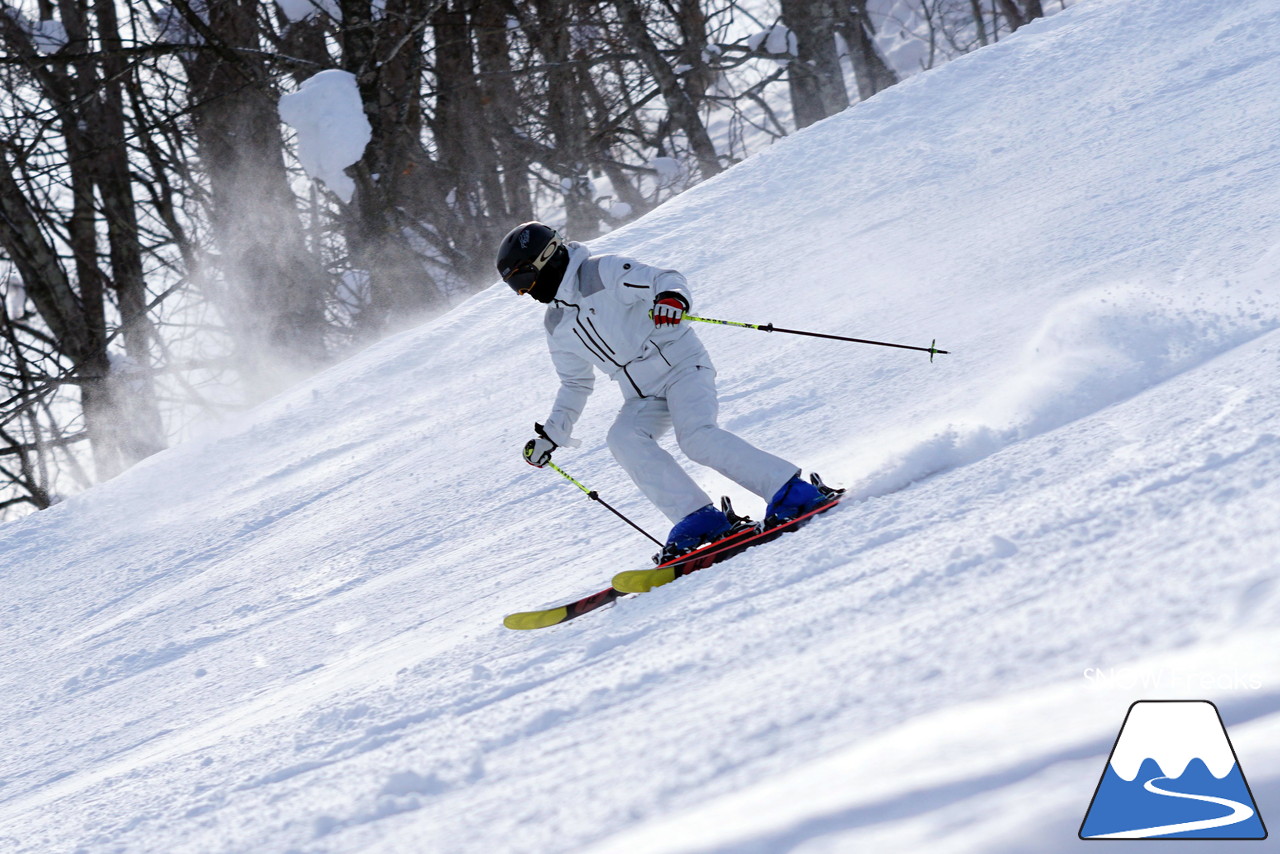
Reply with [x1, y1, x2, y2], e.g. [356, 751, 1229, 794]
[540, 242, 713, 447]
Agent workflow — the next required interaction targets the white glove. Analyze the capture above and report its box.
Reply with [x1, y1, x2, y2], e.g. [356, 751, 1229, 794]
[522, 423, 557, 467]
[652, 293, 687, 326]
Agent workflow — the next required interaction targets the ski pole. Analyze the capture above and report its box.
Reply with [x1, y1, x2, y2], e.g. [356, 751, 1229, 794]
[683, 314, 950, 361]
[543, 460, 665, 547]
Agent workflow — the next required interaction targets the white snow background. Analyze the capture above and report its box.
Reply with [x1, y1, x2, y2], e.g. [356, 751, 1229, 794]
[3, 0, 1280, 851]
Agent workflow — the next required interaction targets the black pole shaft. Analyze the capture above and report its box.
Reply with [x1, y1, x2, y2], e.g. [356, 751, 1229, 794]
[545, 460, 665, 546]
[684, 315, 948, 358]
[763, 324, 949, 355]
[588, 490, 665, 547]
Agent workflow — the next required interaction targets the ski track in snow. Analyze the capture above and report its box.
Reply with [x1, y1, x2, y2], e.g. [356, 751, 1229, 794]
[3, 0, 1280, 851]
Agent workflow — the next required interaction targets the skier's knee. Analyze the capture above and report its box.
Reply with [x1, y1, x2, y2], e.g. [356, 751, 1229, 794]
[677, 424, 719, 466]
[607, 419, 646, 457]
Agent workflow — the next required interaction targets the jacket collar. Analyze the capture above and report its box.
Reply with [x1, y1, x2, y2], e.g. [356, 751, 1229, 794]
[553, 242, 591, 303]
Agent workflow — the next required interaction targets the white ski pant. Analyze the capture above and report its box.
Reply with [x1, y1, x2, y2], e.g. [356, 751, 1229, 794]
[607, 364, 799, 524]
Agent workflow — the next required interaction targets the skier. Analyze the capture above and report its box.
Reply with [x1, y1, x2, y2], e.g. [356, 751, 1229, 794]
[498, 221, 829, 560]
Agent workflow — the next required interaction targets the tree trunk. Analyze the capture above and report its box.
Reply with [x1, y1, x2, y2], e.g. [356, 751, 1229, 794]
[996, 0, 1027, 31]
[780, 0, 849, 128]
[613, 0, 722, 179]
[672, 0, 713, 102]
[181, 0, 330, 383]
[526, 0, 599, 235]
[841, 0, 898, 101]
[431, 1, 509, 275]
[970, 0, 989, 47]
[473, 0, 534, 223]
[91, 0, 167, 463]
[340, 0, 449, 334]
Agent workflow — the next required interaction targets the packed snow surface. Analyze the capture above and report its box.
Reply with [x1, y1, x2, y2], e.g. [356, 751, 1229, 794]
[3, 0, 1279, 851]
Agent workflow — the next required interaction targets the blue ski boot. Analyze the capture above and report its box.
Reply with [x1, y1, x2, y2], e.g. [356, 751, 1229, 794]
[765, 472, 828, 525]
[660, 504, 733, 562]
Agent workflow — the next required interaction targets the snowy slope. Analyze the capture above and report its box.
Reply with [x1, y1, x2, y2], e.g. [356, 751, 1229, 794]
[3, 0, 1280, 851]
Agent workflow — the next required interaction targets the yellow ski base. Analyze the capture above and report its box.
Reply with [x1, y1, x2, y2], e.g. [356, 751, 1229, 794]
[503, 606, 569, 630]
[611, 567, 677, 594]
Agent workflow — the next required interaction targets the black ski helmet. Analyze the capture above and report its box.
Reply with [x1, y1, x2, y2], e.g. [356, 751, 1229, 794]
[496, 221, 568, 302]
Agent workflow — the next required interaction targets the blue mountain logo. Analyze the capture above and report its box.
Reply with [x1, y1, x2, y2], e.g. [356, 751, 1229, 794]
[1081, 700, 1267, 840]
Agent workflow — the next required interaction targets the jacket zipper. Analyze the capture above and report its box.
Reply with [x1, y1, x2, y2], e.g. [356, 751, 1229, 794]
[567, 304, 649, 398]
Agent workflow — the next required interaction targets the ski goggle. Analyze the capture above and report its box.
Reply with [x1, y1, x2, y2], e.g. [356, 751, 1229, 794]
[503, 262, 540, 295]
[502, 232, 563, 295]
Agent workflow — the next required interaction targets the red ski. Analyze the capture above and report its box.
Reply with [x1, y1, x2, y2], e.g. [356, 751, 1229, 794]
[503, 480, 843, 630]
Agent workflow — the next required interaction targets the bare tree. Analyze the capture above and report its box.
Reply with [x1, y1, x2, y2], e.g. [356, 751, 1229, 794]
[841, 0, 898, 100]
[613, 0, 723, 178]
[779, 0, 848, 128]
[0, 1, 167, 483]
[171, 0, 331, 382]
[15, 0, 1056, 513]
[997, 0, 1044, 31]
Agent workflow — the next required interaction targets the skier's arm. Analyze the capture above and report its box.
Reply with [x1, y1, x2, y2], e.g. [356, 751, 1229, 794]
[603, 256, 692, 312]
[541, 340, 593, 448]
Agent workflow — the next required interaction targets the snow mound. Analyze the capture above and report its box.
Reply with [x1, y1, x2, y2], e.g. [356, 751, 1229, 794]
[278, 70, 371, 203]
[851, 287, 1277, 500]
